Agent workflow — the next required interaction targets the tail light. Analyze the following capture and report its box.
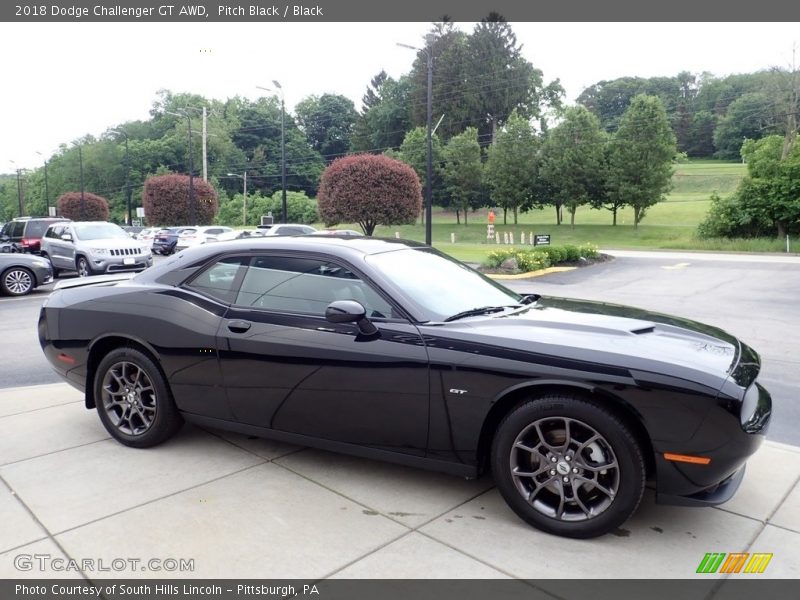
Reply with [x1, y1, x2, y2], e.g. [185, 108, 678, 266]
[21, 238, 34, 248]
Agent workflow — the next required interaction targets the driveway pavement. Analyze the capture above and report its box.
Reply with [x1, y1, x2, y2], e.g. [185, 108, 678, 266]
[1, 383, 798, 584]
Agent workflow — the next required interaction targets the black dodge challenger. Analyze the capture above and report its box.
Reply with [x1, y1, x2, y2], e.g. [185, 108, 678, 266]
[38, 237, 771, 538]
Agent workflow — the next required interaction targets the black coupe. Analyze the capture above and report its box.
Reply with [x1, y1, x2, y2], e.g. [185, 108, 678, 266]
[38, 237, 771, 538]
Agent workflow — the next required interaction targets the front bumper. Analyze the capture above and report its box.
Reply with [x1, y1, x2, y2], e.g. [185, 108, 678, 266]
[91, 255, 153, 272]
[658, 465, 746, 507]
[655, 381, 771, 507]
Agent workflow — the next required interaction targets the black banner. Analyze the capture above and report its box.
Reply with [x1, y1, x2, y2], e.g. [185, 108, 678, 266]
[2, 579, 800, 600]
[1, 0, 798, 22]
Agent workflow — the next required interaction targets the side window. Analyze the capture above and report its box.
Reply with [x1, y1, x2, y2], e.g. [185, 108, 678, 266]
[186, 257, 249, 304]
[12, 222, 25, 237]
[235, 256, 395, 318]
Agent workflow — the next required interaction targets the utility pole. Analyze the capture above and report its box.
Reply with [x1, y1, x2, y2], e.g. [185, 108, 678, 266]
[78, 145, 86, 220]
[166, 110, 197, 224]
[15, 168, 24, 217]
[36, 151, 49, 216]
[202, 107, 208, 181]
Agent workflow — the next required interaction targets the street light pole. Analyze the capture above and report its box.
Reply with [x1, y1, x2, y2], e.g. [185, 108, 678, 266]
[397, 38, 434, 245]
[256, 82, 287, 223]
[227, 172, 248, 226]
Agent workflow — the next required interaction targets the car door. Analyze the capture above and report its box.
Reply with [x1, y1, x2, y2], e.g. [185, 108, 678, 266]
[208, 252, 431, 456]
[45, 225, 71, 269]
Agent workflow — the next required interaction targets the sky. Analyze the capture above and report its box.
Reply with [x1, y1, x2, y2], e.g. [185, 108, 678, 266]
[1, 21, 798, 172]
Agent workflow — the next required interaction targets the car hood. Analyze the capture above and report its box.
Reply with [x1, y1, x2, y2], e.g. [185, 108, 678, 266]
[428, 296, 741, 391]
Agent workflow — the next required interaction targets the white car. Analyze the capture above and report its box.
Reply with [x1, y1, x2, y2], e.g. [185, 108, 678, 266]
[176, 226, 234, 250]
[257, 224, 317, 236]
[136, 227, 160, 243]
[210, 229, 266, 242]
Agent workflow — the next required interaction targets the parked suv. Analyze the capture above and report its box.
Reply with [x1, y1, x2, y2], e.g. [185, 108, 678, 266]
[40, 221, 153, 277]
[0, 217, 70, 254]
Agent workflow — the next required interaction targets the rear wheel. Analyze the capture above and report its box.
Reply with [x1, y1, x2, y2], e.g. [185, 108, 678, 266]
[491, 394, 645, 538]
[1, 267, 35, 296]
[94, 347, 184, 448]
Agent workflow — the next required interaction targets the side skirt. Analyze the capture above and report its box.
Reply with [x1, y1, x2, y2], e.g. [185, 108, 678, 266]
[182, 412, 479, 479]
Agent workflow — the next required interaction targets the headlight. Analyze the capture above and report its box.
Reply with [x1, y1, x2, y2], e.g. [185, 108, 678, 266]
[90, 248, 109, 255]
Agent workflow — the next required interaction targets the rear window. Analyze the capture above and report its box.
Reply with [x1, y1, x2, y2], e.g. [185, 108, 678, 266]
[25, 220, 62, 238]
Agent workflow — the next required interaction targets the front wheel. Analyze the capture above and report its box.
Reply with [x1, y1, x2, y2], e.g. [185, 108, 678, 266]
[76, 256, 94, 277]
[491, 395, 645, 538]
[94, 347, 184, 448]
[1, 267, 34, 296]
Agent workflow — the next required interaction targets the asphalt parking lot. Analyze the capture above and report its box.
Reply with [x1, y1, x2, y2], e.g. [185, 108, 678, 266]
[1, 249, 799, 583]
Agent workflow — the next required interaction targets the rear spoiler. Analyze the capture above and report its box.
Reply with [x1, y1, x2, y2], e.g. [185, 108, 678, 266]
[54, 273, 135, 290]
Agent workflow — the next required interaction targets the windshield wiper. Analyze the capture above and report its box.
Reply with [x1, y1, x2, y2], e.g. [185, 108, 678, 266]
[444, 306, 512, 322]
[520, 294, 540, 305]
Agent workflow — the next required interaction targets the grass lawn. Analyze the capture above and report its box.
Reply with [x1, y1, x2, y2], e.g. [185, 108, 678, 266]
[300, 160, 794, 262]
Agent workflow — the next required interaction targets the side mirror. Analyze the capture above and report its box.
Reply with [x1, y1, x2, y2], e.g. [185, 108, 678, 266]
[61, 233, 73, 242]
[325, 300, 378, 336]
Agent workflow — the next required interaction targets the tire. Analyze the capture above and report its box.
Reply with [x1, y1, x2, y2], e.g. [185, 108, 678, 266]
[1, 267, 35, 296]
[76, 256, 94, 277]
[491, 394, 645, 539]
[94, 347, 184, 448]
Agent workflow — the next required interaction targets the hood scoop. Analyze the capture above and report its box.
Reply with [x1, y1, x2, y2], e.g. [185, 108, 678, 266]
[631, 325, 656, 335]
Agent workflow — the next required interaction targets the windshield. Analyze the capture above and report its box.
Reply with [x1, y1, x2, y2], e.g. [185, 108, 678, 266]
[366, 248, 521, 322]
[74, 223, 130, 241]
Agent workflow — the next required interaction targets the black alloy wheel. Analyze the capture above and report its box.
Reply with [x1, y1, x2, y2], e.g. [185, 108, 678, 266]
[1, 267, 35, 296]
[94, 347, 183, 448]
[491, 394, 645, 538]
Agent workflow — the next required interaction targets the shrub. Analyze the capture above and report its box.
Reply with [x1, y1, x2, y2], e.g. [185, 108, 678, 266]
[696, 191, 772, 238]
[56, 192, 109, 221]
[142, 174, 218, 226]
[484, 244, 600, 273]
[317, 153, 422, 236]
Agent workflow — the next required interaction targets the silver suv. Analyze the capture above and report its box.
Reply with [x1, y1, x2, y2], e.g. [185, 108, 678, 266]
[40, 221, 153, 277]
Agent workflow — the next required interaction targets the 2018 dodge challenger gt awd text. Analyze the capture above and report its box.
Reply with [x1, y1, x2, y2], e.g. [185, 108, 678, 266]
[38, 237, 771, 538]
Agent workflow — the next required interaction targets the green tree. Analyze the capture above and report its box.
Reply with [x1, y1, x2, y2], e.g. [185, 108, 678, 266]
[295, 94, 358, 162]
[466, 15, 563, 143]
[540, 107, 607, 228]
[442, 127, 483, 224]
[484, 110, 540, 224]
[713, 93, 777, 159]
[407, 22, 472, 142]
[606, 95, 676, 228]
[352, 72, 413, 152]
[396, 127, 445, 214]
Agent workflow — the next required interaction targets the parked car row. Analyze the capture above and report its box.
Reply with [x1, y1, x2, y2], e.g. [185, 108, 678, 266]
[1, 217, 359, 296]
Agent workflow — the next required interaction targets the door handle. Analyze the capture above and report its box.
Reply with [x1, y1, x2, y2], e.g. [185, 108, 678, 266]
[227, 320, 252, 333]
